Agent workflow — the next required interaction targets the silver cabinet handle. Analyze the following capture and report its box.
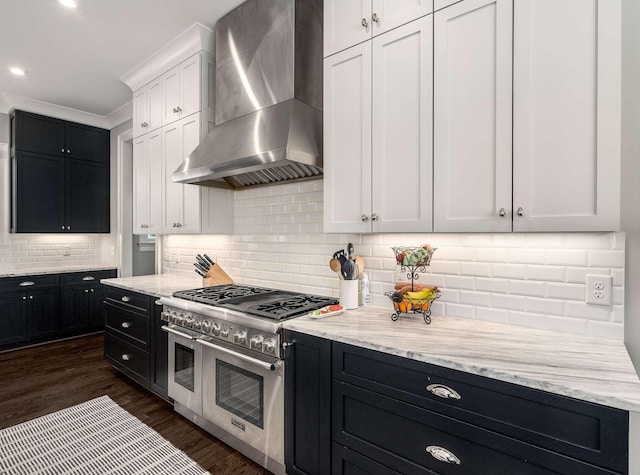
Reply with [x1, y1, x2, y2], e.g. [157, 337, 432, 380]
[361, 17, 369, 28]
[361, 214, 369, 222]
[61, 225, 65, 230]
[121, 296, 131, 302]
[19, 281, 35, 287]
[517, 207, 524, 217]
[90, 289, 95, 293]
[121, 354, 131, 361]
[67, 226, 70, 230]
[121, 322, 131, 329]
[371, 213, 378, 221]
[82, 276, 95, 281]
[499, 208, 506, 217]
[427, 384, 461, 400]
[61, 148, 65, 152]
[67, 149, 71, 154]
[85, 289, 89, 293]
[426, 446, 460, 465]
[29, 295, 33, 300]
[176, 107, 182, 113]
[22, 296, 26, 300]
[372, 12, 379, 23]
[282, 341, 293, 350]
[198, 338, 279, 371]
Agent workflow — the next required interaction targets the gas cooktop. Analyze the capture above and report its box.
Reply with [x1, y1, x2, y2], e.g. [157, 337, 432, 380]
[173, 284, 338, 321]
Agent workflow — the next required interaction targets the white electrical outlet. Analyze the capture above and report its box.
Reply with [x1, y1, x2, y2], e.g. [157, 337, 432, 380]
[585, 274, 612, 306]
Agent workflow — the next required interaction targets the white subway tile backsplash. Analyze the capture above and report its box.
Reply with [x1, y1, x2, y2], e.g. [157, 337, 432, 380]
[160, 181, 625, 341]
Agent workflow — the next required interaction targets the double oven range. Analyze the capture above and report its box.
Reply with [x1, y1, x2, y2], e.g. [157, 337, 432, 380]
[159, 284, 337, 475]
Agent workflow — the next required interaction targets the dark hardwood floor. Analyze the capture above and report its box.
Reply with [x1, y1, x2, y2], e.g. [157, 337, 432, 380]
[0, 334, 272, 475]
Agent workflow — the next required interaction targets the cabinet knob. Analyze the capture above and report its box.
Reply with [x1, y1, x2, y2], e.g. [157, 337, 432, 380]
[29, 295, 33, 300]
[498, 208, 506, 217]
[121, 296, 131, 302]
[176, 107, 182, 113]
[67, 225, 70, 230]
[372, 12, 380, 23]
[121, 322, 131, 329]
[371, 213, 378, 222]
[85, 289, 89, 293]
[61, 225, 65, 230]
[361, 214, 369, 222]
[60, 148, 65, 152]
[22, 296, 26, 300]
[121, 354, 131, 361]
[90, 288, 94, 293]
[66, 149, 70, 154]
[361, 17, 369, 28]
[516, 207, 524, 217]
[177, 223, 182, 228]
[426, 446, 460, 465]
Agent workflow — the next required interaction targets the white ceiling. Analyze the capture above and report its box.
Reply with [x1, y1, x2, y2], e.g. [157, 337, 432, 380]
[0, 0, 244, 117]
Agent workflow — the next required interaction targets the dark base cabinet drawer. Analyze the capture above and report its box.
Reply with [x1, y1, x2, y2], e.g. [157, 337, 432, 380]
[104, 302, 149, 347]
[105, 287, 149, 314]
[333, 343, 628, 473]
[0, 275, 58, 292]
[104, 333, 149, 386]
[333, 381, 622, 475]
[333, 443, 402, 475]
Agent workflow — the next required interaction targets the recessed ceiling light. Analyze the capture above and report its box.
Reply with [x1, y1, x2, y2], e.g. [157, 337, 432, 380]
[9, 67, 26, 76]
[58, 0, 77, 8]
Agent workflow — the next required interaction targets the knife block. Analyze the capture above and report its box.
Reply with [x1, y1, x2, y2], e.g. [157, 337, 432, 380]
[202, 262, 234, 287]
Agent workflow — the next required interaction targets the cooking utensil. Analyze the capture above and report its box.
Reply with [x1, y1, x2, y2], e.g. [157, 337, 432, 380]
[347, 243, 354, 259]
[333, 249, 346, 265]
[196, 255, 210, 270]
[194, 262, 210, 275]
[194, 267, 207, 278]
[330, 258, 344, 279]
[355, 256, 365, 276]
[342, 258, 356, 280]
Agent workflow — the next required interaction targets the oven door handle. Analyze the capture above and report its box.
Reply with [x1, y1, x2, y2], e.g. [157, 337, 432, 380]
[161, 325, 198, 340]
[197, 338, 280, 371]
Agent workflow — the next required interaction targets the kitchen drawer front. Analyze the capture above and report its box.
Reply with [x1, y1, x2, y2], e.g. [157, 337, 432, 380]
[104, 302, 149, 347]
[333, 381, 622, 475]
[104, 287, 149, 314]
[0, 275, 59, 293]
[332, 443, 403, 475]
[333, 343, 628, 473]
[61, 269, 116, 286]
[104, 333, 149, 385]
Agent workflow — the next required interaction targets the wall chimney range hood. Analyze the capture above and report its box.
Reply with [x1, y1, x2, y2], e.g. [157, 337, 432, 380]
[172, 0, 323, 189]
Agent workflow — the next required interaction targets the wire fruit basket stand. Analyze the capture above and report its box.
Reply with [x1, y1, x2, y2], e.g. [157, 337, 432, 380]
[384, 246, 440, 324]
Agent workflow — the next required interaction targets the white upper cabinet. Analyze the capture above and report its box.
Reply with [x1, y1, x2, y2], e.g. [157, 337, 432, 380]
[324, 16, 433, 233]
[434, 0, 513, 232]
[513, 0, 621, 231]
[324, 0, 433, 57]
[132, 77, 162, 138]
[161, 53, 208, 126]
[132, 129, 162, 235]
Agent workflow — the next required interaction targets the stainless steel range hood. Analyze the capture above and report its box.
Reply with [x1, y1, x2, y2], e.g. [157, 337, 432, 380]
[172, 0, 323, 189]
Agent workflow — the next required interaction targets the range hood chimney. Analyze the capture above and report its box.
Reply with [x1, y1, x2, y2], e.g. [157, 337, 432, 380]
[172, 0, 323, 189]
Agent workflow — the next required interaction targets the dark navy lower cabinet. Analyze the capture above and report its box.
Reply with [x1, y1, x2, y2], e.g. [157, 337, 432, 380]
[332, 444, 402, 475]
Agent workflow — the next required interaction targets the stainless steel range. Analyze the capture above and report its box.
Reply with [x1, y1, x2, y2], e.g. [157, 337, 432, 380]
[159, 284, 337, 475]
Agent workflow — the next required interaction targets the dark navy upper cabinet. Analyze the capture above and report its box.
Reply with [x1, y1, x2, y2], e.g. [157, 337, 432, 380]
[11, 110, 110, 233]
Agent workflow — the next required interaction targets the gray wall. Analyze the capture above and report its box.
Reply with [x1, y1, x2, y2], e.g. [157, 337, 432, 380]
[132, 235, 156, 276]
[0, 113, 9, 143]
[622, 0, 640, 373]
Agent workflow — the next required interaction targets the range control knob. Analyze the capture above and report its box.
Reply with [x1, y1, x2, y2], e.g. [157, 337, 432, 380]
[263, 338, 276, 354]
[211, 323, 221, 336]
[249, 335, 264, 351]
[160, 311, 170, 322]
[185, 317, 195, 329]
[193, 320, 202, 331]
[175, 313, 185, 325]
[220, 326, 230, 339]
[233, 330, 247, 345]
[201, 321, 211, 333]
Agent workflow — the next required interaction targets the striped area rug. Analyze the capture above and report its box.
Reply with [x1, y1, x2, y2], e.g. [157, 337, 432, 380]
[0, 396, 210, 475]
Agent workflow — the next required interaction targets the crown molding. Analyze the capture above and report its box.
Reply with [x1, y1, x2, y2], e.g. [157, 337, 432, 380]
[120, 22, 215, 92]
[0, 92, 132, 129]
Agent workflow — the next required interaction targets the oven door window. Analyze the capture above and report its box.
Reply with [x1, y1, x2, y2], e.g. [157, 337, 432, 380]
[174, 343, 195, 392]
[216, 360, 264, 429]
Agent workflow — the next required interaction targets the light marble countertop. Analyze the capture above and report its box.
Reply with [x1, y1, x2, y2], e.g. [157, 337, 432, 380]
[283, 306, 640, 413]
[101, 274, 203, 299]
[0, 266, 117, 278]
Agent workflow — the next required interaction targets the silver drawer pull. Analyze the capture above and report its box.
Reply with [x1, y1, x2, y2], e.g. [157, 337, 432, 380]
[121, 296, 131, 302]
[82, 276, 95, 281]
[121, 322, 131, 329]
[426, 446, 460, 465]
[19, 281, 35, 287]
[121, 354, 131, 361]
[427, 384, 461, 400]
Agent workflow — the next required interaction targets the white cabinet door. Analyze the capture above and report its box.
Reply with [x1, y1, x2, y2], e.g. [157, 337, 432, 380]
[161, 114, 202, 234]
[161, 65, 181, 126]
[132, 87, 148, 138]
[324, 0, 372, 57]
[372, 16, 433, 233]
[323, 42, 372, 233]
[434, 0, 513, 232]
[132, 136, 148, 233]
[146, 129, 162, 234]
[513, 0, 621, 231]
[180, 54, 201, 119]
[372, 0, 432, 36]
[146, 77, 163, 133]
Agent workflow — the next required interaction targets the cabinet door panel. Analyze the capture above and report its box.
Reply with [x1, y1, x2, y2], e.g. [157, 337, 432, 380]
[150, 300, 169, 399]
[14, 152, 65, 233]
[180, 54, 201, 118]
[434, 0, 512, 232]
[132, 135, 149, 234]
[147, 78, 163, 132]
[14, 111, 65, 156]
[324, 0, 372, 57]
[513, 0, 621, 231]
[66, 160, 109, 233]
[323, 43, 372, 233]
[88, 284, 106, 331]
[180, 114, 202, 234]
[162, 65, 181, 126]
[162, 122, 183, 232]
[0, 293, 26, 347]
[66, 123, 108, 162]
[133, 87, 148, 138]
[372, 0, 433, 35]
[60, 286, 87, 334]
[372, 16, 433, 233]
[27, 288, 58, 340]
[147, 129, 163, 234]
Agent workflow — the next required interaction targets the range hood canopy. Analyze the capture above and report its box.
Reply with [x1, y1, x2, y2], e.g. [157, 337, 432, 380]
[172, 0, 323, 189]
